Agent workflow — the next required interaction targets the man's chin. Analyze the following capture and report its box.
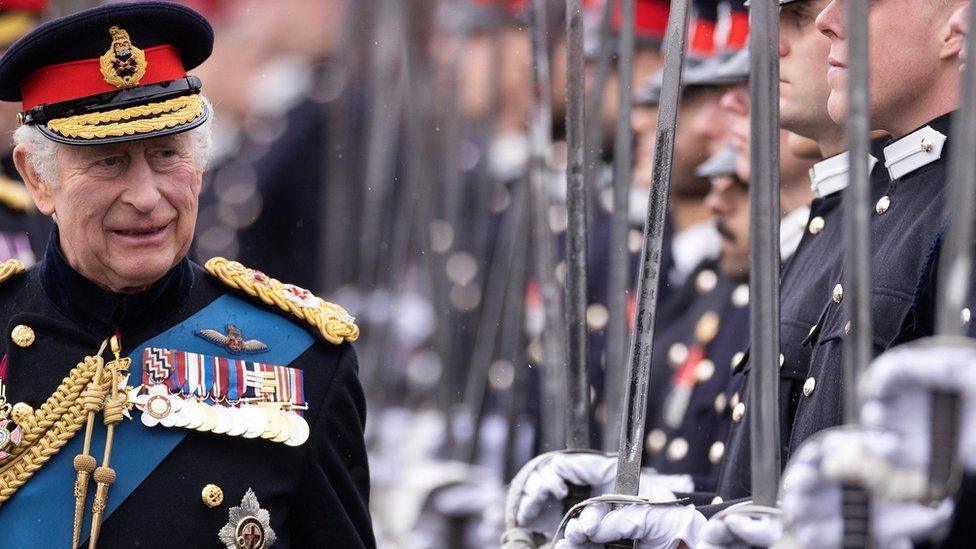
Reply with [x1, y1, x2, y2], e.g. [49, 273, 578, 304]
[107, 256, 179, 291]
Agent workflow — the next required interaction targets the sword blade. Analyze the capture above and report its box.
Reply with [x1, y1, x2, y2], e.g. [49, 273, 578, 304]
[748, 0, 782, 507]
[612, 0, 691, 496]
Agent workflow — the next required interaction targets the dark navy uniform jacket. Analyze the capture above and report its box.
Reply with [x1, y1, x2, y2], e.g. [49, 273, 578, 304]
[0, 235, 375, 548]
[715, 113, 953, 504]
[643, 261, 749, 493]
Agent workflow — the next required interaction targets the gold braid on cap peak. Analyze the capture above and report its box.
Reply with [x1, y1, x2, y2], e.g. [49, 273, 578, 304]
[0, 259, 26, 283]
[204, 258, 359, 345]
[46, 95, 204, 140]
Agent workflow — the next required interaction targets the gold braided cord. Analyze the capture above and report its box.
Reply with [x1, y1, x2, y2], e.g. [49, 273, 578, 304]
[204, 257, 359, 345]
[0, 355, 111, 504]
[46, 95, 205, 140]
[0, 177, 32, 212]
[0, 259, 25, 282]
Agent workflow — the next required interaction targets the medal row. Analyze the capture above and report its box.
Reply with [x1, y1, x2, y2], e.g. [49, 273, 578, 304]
[128, 384, 310, 447]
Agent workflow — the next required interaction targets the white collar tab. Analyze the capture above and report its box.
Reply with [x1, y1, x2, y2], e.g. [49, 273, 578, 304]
[808, 151, 879, 199]
[883, 125, 947, 181]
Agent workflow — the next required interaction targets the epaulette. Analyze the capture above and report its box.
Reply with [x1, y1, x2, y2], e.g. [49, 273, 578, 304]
[0, 177, 33, 212]
[204, 257, 359, 345]
[0, 259, 26, 283]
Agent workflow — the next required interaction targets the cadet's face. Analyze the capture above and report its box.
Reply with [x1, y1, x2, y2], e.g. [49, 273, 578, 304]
[817, 0, 962, 132]
[673, 87, 728, 195]
[38, 135, 201, 293]
[631, 103, 659, 188]
[719, 84, 751, 179]
[705, 172, 751, 278]
[779, 0, 836, 139]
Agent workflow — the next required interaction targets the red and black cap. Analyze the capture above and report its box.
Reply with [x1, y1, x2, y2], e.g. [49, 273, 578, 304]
[0, 1, 213, 145]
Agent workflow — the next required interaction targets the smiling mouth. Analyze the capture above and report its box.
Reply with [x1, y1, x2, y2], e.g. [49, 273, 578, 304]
[112, 222, 171, 237]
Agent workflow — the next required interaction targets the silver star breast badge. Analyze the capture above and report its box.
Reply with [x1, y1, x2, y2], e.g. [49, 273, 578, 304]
[218, 488, 276, 549]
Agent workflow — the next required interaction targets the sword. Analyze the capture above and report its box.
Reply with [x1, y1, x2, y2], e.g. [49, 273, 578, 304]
[602, 0, 636, 454]
[841, 0, 874, 543]
[612, 0, 691, 497]
[528, 0, 569, 454]
[564, 0, 594, 513]
[747, 0, 781, 507]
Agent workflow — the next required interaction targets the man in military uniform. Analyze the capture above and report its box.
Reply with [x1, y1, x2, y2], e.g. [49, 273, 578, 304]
[0, 0, 49, 264]
[0, 3, 373, 547]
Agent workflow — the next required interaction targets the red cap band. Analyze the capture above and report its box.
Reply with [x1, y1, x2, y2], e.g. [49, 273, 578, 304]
[690, 19, 717, 56]
[20, 44, 186, 110]
[726, 11, 749, 50]
[0, 0, 47, 14]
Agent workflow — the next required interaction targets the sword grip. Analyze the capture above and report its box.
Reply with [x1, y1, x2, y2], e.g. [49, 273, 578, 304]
[929, 390, 962, 499]
[604, 540, 637, 548]
[840, 482, 871, 549]
[563, 482, 592, 516]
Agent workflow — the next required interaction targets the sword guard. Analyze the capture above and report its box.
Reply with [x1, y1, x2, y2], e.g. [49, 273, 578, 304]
[840, 482, 872, 549]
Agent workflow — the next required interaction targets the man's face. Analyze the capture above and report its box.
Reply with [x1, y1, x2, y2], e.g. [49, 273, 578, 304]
[631, 103, 659, 188]
[779, 0, 835, 138]
[719, 84, 750, 180]
[816, 0, 962, 127]
[673, 86, 729, 195]
[25, 134, 202, 292]
[706, 172, 750, 277]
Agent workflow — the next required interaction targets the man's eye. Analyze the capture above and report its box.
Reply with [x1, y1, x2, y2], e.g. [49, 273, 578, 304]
[96, 157, 122, 167]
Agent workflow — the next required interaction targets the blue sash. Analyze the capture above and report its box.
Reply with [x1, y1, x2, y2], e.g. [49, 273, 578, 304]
[0, 294, 314, 544]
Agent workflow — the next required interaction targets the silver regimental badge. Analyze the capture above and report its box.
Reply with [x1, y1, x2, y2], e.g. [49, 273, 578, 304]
[218, 489, 276, 549]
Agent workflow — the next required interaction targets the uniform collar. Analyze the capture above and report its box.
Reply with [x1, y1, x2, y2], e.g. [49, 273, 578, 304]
[780, 205, 810, 262]
[882, 111, 953, 180]
[39, 226, 194, 336]
[808, 151, 879, 199]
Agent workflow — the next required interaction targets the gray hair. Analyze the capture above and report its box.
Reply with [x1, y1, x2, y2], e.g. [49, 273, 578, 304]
[11, 96, 214, 189]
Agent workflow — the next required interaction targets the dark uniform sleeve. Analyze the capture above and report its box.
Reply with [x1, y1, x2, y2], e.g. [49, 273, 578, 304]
[286, 344, 376, 548]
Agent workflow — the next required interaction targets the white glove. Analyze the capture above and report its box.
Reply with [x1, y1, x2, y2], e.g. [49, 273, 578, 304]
[699, 504, 783, 548]
[554, 500, 706, 549]
[780, 426, 954, 548]
[408, 475, 505, 549]
[511, 452, 690, 536]
[859, 339, 976, 477]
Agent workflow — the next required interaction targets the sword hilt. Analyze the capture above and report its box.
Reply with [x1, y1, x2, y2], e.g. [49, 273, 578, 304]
[840, 482, 872, 549]
[928, 389, 962, 499]
[564, 482, 592, 516]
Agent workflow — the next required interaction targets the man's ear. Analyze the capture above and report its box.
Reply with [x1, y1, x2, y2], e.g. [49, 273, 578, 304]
[13, 144, 56, 216]
[941, 2, 970, 61]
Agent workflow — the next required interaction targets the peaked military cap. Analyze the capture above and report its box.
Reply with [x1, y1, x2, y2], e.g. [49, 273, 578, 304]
[0, 1, 213, 145]
[696, 144, 739, 178]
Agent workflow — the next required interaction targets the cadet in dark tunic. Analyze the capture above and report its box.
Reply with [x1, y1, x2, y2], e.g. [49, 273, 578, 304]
[0, 4, 374, 547]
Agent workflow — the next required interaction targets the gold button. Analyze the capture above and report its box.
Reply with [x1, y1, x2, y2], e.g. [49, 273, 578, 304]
[732, 402, 746, 422]
[10, 325, 34, 348]
[962, 308, 971, 325]
[875, 196, 890, 215]
[808, 216, 825, 235]
[696, 269, 718, 294]
[628, 229, 643, 253]
[730, 392, 740, 409]
[779, 354, 785, 368]
[732, 284, 749, 307]
[696, 359, 716, 382]
[202, 484, 224, 508]
[730, 351, 745, 370]
[695, 311, 720, 344]
[10, 402, 33, 424]
[586, 303, 609, 331]
[711, 496, 724, 504]
[921, 138, 933, 153]
[668, 343, 689, 367]
[666, 437, 689, 462]
[803, 377, 817, 397]
[645, 428, 667, 453]
[709, 441, 726, 464]
[714, 392, 728, 413]
[832, 283, 844, 304]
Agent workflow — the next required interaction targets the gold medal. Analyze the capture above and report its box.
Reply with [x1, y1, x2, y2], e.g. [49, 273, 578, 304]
[240, 405, 265, 439]
[226, 405, 249, 437]
[196, 402, 219, 432]
[285, 413, 309, 447]
[211, 405, 235, 435]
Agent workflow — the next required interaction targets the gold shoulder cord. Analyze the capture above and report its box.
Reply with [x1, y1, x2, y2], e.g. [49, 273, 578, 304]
[204, 257, 360, 345]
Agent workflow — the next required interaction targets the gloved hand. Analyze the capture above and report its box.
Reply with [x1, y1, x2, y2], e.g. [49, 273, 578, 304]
[508, 451, 691, 537]
[699, 503, 783, 548]
[554, 500, 706, 549]
[779, 426, 954, 548]
[859, 339, 976, 481]
[408, 474, 505, 549]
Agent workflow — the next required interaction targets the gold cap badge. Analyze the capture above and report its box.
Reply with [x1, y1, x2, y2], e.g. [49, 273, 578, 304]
[99, 26, 147, 88]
